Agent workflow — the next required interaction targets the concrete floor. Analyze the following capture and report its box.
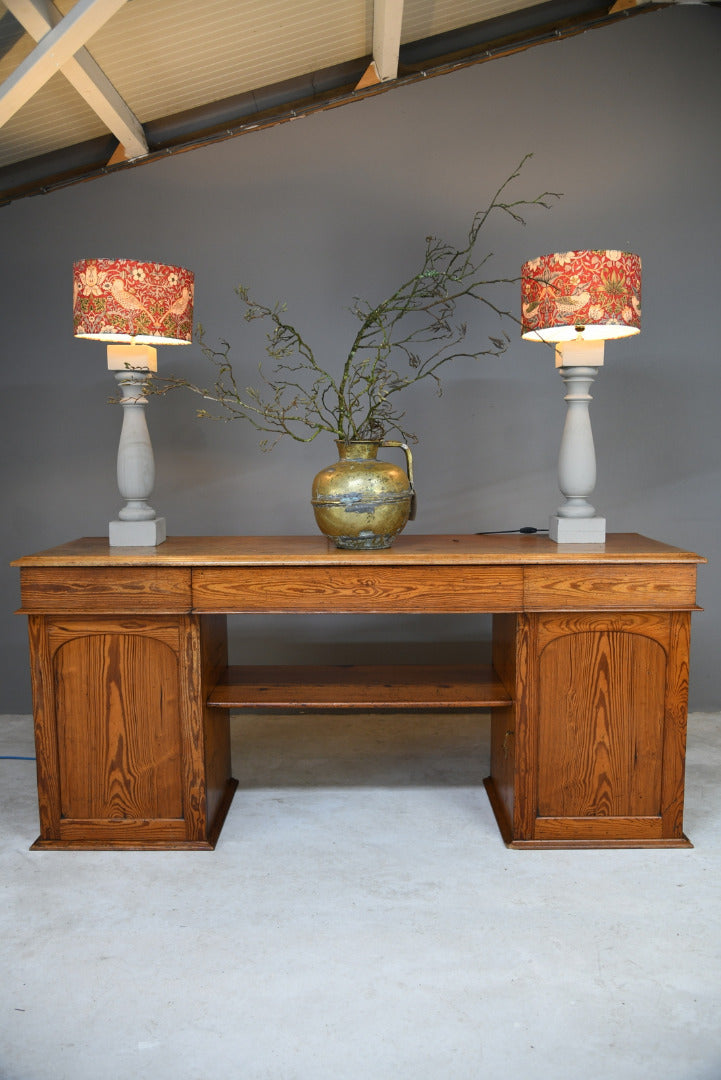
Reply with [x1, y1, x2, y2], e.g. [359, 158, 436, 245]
[1, 710, 720, 1080]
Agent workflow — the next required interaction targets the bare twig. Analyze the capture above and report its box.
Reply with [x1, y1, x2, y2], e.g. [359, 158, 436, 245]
[149, 156, 560, 446]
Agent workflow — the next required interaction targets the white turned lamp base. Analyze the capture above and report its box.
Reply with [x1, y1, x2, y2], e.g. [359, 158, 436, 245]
[549, 340, 606, 545]
[109, 366, 166, 547]
[549, 514, 606, 544]
[109, 517, 166, 547]
[520, 249, 642, 548]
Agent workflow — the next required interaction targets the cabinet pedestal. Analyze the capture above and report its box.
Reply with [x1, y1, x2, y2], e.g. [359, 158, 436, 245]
[27, 613, 236, 849]
[487, 612, 692, 847]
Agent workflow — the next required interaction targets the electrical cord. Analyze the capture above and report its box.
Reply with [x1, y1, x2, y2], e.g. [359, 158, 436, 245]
[476, 526, 549, 535]
[0, 756, 35, 761]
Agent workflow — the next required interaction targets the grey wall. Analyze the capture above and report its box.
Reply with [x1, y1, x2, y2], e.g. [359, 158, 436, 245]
[1, 6, 719, 711]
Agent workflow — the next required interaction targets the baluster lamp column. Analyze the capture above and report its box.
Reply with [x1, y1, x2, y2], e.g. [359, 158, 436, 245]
[520, 250, 642, 544]
[72, 258, 194, 546]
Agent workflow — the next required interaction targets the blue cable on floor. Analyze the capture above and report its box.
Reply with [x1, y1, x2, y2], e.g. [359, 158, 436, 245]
[0, 756, 35, 761]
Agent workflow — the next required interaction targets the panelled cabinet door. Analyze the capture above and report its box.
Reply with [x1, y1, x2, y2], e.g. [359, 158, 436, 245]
[54, 631, 184, 823]
[489, 611, 692, 848]
[30, 614, 235, 849]
[535, 627, 666, 841]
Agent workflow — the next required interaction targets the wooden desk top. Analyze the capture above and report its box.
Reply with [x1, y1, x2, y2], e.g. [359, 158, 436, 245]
[13, 533, 704, 568]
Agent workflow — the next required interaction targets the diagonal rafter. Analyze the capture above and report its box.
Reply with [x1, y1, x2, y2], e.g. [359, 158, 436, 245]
[4, 0, 147, 158]
[0, 0, 146, 159]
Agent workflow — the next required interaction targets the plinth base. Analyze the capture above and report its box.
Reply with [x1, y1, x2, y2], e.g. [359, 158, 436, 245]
[483, 778, 692, 849]
[549, 514, 606, 544]
[109, 517, 166, 546]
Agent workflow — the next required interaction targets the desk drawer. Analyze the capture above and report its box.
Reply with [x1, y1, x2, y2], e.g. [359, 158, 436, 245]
[19, 567, 192, 613]
[524, 565, 698, 610]
[192, 566, 523, 613]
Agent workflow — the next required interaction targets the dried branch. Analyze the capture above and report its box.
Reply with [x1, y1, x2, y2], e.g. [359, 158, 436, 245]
[149, 155, 560, 446]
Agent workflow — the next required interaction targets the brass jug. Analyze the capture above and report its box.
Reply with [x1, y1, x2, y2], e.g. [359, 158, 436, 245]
[311, 440, 416, 550]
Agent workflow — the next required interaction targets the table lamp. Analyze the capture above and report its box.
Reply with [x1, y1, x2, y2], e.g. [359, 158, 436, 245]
[521, 249, 641, 543]
[73, 258, 194, 546]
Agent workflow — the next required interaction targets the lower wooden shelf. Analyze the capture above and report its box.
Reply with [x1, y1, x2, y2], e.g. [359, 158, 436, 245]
[207, 663, 512, 712]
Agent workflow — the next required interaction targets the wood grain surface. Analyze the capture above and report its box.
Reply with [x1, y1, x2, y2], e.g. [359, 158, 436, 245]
[208, 663, 511, 710]
[54, 630, 184, 821]
[192, 566, 523, 613]
[536, 629, 665, 819]
[19, 566, 191, 612]
[524, 564, 698, 610]
[12, 533, 705, 567]
[660, 613, 692, 839]
[27, 614, 236, 850]
[15, 535, 702, 850]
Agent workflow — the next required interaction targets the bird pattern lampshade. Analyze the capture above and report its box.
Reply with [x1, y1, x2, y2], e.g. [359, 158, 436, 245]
[72, 258, 194, 345]
[520, 250, 641, 342]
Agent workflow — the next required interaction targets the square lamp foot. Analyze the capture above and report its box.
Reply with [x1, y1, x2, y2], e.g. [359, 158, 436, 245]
[549, 514, 606, 544]
[109, 517, 166, 546]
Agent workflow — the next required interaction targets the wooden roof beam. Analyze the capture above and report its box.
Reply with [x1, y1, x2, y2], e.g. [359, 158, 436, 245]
[4, 0, 147, 159]
[357, 0, 405, 89]
[0, 0, 139, 152]
[374, 0, 405, 81]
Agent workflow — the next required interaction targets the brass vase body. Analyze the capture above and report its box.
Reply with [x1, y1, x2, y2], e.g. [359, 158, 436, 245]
[311, 440, 416, 550]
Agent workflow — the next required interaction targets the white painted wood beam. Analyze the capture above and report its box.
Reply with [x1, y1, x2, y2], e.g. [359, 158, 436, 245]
[373, 0, 404, 82]
[4, 0, 147, 158]
[0, 0, 130, 134]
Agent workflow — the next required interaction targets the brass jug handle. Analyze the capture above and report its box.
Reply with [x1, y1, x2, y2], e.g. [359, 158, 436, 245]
[382, 440, 417, 521]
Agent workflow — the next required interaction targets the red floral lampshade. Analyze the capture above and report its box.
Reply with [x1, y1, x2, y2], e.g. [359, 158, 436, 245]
[521, 250, 641, 343]
[73, 258, 194, 346]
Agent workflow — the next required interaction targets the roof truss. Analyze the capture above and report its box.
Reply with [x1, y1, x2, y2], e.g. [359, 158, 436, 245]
[0, 0, 147, 158]
[0, 0, 681, 207]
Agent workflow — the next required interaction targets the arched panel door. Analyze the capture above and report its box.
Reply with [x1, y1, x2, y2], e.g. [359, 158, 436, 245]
[537, 629, 666, 821]
[53, 632, 183, 822]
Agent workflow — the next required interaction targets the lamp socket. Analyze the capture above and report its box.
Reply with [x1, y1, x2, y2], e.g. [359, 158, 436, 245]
[555, 339, 605, 368]
[107, 344, 158, 371]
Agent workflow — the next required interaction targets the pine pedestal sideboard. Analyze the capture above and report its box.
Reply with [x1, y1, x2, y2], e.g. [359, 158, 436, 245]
[13, 534, 704, 850]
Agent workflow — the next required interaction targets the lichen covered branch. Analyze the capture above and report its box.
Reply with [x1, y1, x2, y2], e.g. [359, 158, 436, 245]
[150, 156, 560, 446]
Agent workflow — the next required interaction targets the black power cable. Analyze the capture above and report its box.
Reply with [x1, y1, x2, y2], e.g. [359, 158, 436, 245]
[475, 527, 549, 535]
